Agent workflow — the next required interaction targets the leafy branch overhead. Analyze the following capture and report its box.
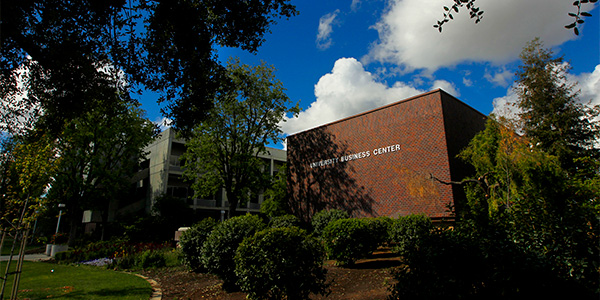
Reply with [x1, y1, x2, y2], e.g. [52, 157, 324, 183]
[2, 0, 298, 135]
[565, 0, 598, 35]
[434, 0, 483, 32]
[435, 0, 597, 35]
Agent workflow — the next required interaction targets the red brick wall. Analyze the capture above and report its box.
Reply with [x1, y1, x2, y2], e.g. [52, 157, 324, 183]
[287, 89, 486, 221]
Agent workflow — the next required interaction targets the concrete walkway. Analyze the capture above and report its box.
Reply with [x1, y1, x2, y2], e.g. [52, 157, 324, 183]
[0, 253, 52, 262]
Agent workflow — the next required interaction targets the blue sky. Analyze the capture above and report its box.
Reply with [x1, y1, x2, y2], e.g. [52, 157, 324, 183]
[144, 0, 599, 147]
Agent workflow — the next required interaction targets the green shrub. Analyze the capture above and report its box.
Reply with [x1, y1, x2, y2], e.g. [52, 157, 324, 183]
[389, 214, 433, 255]
[268, 214, 301, 229]
[200, 214, 266, 289]
[366, 216, 394, 246]
[137, 250, 166, 269]
[388, 228, 594, 299]
[179, 218, 217, 271]
[54, 250, 75, 262]
[311, 209, 349, 237]
[235, 227, 328, 300]
[322, 218, 376, 265]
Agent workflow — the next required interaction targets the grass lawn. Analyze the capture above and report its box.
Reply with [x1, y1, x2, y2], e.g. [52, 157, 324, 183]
[0, 261, 152, 299]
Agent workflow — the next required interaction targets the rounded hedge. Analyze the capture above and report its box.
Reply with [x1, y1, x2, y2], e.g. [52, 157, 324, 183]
[179, 217, 217, 271]
[366, 216, 394, 246]
[311, 209, 349, 237]
[268, 214, 301, 229]
[389, 214, 433, 255]
[200, 214, 266, 289]
[322, 218, 377, 265]
[235, 226, 328, 300]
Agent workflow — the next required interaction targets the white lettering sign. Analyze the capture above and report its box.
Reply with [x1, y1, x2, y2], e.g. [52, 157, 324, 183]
[309, 143, 401, 168]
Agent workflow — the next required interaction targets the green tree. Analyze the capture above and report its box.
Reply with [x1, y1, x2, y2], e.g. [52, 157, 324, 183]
[46, 98, 156, 245]
[182, 59, 299, 218]
[0, 131, 59, 229]
[459, 117, 599, 294]
[516, 38, 600, 174]
[260, 164, 290, 218]
[2, 0, 297, 134]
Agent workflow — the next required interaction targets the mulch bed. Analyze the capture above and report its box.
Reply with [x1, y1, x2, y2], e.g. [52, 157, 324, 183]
[139, 250, 401, 300]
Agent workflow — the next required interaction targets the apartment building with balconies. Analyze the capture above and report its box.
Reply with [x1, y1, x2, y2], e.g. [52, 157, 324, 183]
[123, 128, 286, 220]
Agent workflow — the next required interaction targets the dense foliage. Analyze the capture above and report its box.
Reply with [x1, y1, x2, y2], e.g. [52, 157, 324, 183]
[179, 218, 217, 272]
[389, 227, 595, 299]
[235, 227, 328, 300]
[200, 214, 266, 289]
[310, 209, 349, 237]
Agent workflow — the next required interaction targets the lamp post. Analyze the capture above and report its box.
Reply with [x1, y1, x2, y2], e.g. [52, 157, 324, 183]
[55, 204, 65, 236]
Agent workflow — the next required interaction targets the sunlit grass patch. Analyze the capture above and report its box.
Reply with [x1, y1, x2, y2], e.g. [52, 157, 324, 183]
[0, 261, 151, 299]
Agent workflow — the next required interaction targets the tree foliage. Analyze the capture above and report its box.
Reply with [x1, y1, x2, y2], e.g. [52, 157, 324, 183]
[2, 0, 297, 134]
[0, 131, 59, 229]
[182, 59, 299, 218]
[516, 38, 600, 174]
[260, 164, 290, 217]
[46, 98, 156, 245]
[459, 119, 599, 293]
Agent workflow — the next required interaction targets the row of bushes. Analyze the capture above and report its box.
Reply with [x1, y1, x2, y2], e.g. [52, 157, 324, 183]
[317, 211, 432, 265]
[178, 211, 435, 299]
[179, 214, 328, 299]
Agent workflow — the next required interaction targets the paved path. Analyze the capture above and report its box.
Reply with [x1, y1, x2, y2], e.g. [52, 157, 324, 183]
[0, 253, 52, 262]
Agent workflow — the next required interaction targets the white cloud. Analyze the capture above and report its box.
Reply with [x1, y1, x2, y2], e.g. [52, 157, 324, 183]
[463, 77, 473, 87]
[0, 60, 43, 135]
[365, 0, 582, 71]
[484, 68, 514, 87]
[316, 9, 340, 50]
[431, 80, 460, 97]
[571, 64, 600, 107]
[280, 58, 423, 135]
[491, 63, 600, 120]
[154, 117, 173, 132]
[491, 88, 520, 121]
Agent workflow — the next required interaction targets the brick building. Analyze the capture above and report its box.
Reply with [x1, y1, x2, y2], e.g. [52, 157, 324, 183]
[286, 89, 487, 222]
